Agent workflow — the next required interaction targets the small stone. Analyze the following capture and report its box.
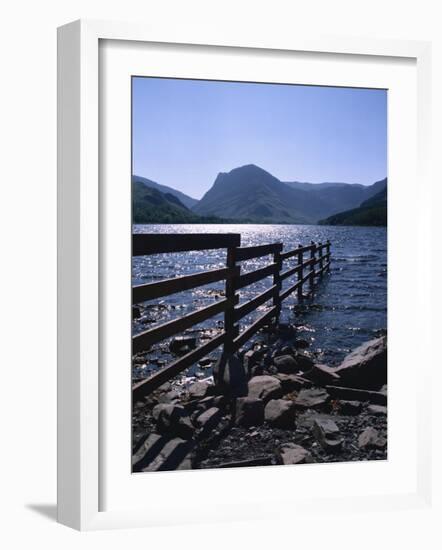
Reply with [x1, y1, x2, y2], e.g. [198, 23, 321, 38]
[279, 443, 312, 465]
[248, 375, 283, 403]
[235, 397, 264, 427]
[367, 404, 388, 415]
[198, 357, 213, 368]
[295, 388, 330, 409]
[358, 427, 387, 449]
[312, 418, 343, 451]
[339, 400, 362, 415]
[169, 336, 197, 355]
[264, 399, 296, 428]
[188, 380, 213, 399]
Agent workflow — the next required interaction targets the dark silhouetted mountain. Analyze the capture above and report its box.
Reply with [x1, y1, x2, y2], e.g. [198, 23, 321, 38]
[133, 181, 244, 224]
[193, 165, 386, 224]
[133, 175, 198, 209]
[318, 178, 387, 226]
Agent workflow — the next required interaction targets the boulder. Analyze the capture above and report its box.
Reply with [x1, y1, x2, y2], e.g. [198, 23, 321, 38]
[264, 399, 296, 428]
[312, 418, 343, 451]
[279, 443, 312, 465]
[367, 404, 388, 416]
[132, 434, 193, 472]
[188, 380, 213, 400]
[194, 407, 223, 431]
[273, 373, 311, 393]
[152, 403, 194, 439]
[304, 363, 341, 386]
[235, 397, 264, 427]
[325, 385, 387, 406]
[338, 400, 362, 415]
[332, 336, 387, 390]
[295, 388, 330, 409]
[248, 375, 283, 403]
[169, 335, 197, 355]
[213, 354, 248, 397]
[358, 427, 387, 449]
[273, 354, 298, 374]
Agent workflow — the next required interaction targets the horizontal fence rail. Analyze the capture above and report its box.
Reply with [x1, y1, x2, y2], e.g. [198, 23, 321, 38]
[132, 233, 331, 400]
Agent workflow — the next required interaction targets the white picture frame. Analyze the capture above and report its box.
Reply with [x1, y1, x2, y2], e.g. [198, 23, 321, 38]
[57, 19, 433, 531]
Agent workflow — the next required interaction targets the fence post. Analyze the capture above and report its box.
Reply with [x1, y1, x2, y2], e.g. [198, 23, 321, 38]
[224, 244, 238, 356]
[326, 240, 331, 272]
[297, 244, 304, 302]
[273, 244, 282, 320]
[318, 242, 323, 276]
[309, 241, 316, 293]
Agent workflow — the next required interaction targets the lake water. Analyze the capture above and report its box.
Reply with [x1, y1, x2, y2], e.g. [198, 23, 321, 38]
[132, 224, 387, 378]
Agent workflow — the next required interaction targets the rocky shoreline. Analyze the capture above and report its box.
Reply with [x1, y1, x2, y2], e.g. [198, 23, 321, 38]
[132, 325, 387, 472]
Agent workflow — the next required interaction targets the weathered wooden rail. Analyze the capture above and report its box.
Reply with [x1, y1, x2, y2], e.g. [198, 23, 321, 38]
[132, 233, 331, 400]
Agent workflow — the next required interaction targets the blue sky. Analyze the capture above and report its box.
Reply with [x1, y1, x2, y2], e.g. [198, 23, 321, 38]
[132, 77, 387, 200]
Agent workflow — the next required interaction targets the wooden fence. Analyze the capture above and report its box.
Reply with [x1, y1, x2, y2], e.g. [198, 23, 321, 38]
[132, 233, 331, 400]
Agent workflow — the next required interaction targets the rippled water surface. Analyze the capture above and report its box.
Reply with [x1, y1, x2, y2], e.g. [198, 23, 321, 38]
[132, 224, 387, 376]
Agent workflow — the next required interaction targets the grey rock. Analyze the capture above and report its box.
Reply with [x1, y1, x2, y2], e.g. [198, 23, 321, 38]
[235, 397, 264, 427]
[273, 354, 298, 374]
[157, 390, 180, 404]
[264, 399, 296, 428]
[152, 403, 194, 439]
[325, 385, 387, 406]
[295, 388, 330, 409]
[279, 443, 312, 465]
[188, 380, 213, 399]
[358, 427, 387, 449]
[213, 354, 248, 397]
[194, 407, 223, 432]
[248, 375, 283, 403]
[273, 373, 311, 393]
[332, 336, 387, 390]
[304, 363, 341, 386]
[339, 400, 362, 415]
[312, 418, 343, 451]
[367, 404, 388, 415]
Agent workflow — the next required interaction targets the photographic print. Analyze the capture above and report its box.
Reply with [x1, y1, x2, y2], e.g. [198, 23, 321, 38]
[131, 77, 387, 472]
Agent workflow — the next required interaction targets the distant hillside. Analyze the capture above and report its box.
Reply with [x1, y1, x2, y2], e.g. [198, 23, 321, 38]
[285, 179, 384, 215]
[193, 165, 385, 224]
[318, 178, 387, 226]
[133, 181, 198, 223]
[133, 175, 198, 209]
[133, 181, 241, 224]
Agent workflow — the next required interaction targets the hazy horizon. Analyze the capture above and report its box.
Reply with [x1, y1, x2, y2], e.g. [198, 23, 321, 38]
[132, 77, 387, 200]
